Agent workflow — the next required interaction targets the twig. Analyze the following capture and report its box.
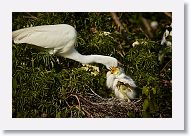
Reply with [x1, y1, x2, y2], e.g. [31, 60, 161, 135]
[141, 16, 153, 38]
[164, 12, 172, 19]
[89, 88, 103, 99]
[81, 107, 93, 118]
[23, 12, 38, 20]
[160, 59, 172, 74]
[133, 98, 142, 104]
[69, 94, 81, 110]
[110, 12, 128, 40]
[84, 84, 103, 99]
[65, 100, 71, 108]
[110, 12, 125, 32]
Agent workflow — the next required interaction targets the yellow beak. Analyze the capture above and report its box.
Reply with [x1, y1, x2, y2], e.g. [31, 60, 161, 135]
[110, 67, 119, 74]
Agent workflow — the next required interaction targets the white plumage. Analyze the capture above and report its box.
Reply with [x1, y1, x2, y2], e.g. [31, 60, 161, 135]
[12, 24, 118, 69]
[161, 23, 172, 46]
[106, 67, 137, 102]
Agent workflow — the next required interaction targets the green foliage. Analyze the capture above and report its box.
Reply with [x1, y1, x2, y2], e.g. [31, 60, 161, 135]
[12, 12, 172, 118]
[125, 40, 160, 86]
[123, 39, 171, 117]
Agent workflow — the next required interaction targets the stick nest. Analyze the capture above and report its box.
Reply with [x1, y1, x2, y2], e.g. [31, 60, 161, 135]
[73, 93, 143, 118]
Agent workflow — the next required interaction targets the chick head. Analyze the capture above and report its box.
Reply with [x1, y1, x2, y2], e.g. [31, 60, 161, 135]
[110, 67, 120, 75]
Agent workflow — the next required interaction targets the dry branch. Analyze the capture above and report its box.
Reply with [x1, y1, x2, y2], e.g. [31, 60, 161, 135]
[141, 17, 154, 38]
[164, 12, 172, 19]
[110, 12, 128, 40]
[110, 12, 125, 32]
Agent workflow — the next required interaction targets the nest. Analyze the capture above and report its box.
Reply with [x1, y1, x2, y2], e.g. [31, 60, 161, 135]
[72, 91, 143, 118]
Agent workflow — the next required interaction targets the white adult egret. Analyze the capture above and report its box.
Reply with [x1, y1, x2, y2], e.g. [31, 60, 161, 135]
[161, 23, 172, 46]
[12, 24, 118, 69]
[106, 67, 136, 102]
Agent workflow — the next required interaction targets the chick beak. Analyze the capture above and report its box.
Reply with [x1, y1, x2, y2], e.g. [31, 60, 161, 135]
[111, 67, 117, 74]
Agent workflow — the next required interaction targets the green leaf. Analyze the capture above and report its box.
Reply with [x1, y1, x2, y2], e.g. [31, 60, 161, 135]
[12, 78, 17, 90]
[152, 87, 157, 95]
[127, 111, 135, 117]
[142, 111, 151, 118]
[56, 111, 61, 118]
[142, 99, 151, 118]
[142, 86, 149, 96]
[143, 99, 149, 111]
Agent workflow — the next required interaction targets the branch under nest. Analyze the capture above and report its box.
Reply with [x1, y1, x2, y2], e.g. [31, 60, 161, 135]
[75, 93, 143, 118]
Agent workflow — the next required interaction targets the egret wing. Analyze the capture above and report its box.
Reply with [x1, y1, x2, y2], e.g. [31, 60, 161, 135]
[12, 24, 77, 50]
[117, 74, 137, 88]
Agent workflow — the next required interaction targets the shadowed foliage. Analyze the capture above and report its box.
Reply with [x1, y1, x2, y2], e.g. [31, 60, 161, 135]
[12, 12, 172, 118]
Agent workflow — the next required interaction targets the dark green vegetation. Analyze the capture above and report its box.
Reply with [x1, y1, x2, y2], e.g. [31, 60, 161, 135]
[12, 12, 172, 118]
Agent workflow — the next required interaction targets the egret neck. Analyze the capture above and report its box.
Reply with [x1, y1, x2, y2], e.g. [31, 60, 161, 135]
[61, 48, 118, 69]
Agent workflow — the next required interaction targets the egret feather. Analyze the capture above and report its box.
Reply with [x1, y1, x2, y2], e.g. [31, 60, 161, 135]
[106, 67, 137, 102]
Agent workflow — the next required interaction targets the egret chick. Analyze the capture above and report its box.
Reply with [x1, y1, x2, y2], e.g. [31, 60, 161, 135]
[106, 67, 137, 102]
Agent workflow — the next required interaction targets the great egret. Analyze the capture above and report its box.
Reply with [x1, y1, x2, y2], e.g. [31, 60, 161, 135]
[12, 24, 118, 69]
[161, 23, 172, 46]
[106, 67, 136, 102]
